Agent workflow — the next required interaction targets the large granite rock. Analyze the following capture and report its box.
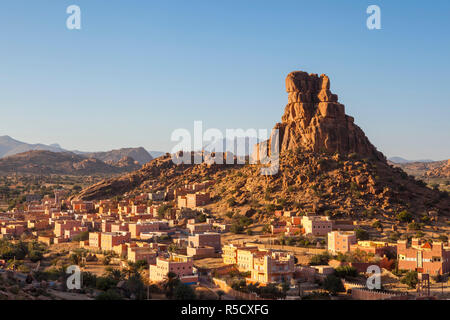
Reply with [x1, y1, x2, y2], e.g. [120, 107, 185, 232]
[258, 71, 385, 161]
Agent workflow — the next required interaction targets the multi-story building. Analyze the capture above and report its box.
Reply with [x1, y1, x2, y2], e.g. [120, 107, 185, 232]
[71, 200, 94, 213]
[128, 221, 168, 238]
[110, 222, 129, 233]
[188, 233, 221, 252]
[328, 231, 357, 254]
[54, 220, 82, 238]
[177, 192, 210, 209]
[27, 219, 49, 230]
[187, 222, 213, 234]
[100, 231, 131, 251]
[249, 251, 295, 284]
[148, 191, 167, 202]
[397, 239, 450, 275]
[302, 215, 333, 236]
[350, 241, 396, 256]
[222, 245, 295, 284]
[89, 232, 102, 248]
[64, 226, 88, 240]
[128, 246, 157, 264]
[149, 253, 198, 284]
[1, 224, 25, 237]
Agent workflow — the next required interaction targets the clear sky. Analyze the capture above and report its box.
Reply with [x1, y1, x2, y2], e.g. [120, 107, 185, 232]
[0, 0, 449, 160]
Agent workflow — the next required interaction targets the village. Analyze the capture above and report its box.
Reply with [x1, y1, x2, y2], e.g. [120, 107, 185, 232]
[0, 179, 448, 300]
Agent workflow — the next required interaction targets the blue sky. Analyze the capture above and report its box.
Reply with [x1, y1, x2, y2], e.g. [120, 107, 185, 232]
[0, 0, 449, 160]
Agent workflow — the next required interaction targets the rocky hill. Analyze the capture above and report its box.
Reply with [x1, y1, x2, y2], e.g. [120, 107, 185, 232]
[84, 147, 153, 165]
[0, 150, 140, 176]
[391, 160, 450, 178]
[425, 160, 450, 178]
[0, 135, 154, 165]
[76, 71, 450, 219]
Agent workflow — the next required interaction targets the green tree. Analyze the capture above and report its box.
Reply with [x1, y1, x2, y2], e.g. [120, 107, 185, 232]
[95, 289, 123, 300]
[309, 252, 331, 266]
[397, 210, 413, 223]
[355, 228, 370, 241]
[334, 266, 358, 279]
[400, 271, 418, 289]
[323, 275, 345, 295]
[230, 223, 244, 234]
[163, 272, 181, 299]
[174, 283, 197, 300]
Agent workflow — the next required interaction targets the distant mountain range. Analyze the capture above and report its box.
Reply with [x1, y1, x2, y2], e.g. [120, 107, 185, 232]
[0, 150, 142, 175]
[0, 135, 165, 164]
[388, 156, 435, 164]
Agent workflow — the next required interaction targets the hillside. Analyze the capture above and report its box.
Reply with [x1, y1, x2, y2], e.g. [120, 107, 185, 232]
[0, 150, 141, 176]
[76, 71, 450, 219]
[389, 160, 448, 178]
[84, 147, 153, 165]
[0, 135, 156, 165]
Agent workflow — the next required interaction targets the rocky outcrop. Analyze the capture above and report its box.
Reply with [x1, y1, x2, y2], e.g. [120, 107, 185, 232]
[426, 159, 450, 178]
[260, 71, 385, 161]
[85, 147, 153, 165]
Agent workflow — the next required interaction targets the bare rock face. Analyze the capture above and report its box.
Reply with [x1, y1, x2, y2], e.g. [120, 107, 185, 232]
[266, 71, 385, 161]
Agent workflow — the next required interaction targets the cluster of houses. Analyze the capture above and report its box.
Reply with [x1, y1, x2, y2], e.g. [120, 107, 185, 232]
[270, 213, 355, 237]
[1, 185, 449, 294]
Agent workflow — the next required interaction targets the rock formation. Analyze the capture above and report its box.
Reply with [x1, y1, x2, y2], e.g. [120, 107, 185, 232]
[260, 71, 385, 161]
[426, 159, 450, 178]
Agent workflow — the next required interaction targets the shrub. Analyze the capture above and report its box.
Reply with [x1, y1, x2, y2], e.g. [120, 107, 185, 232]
[230, 224, 244, 234]
[95, 289, 123, 300]
[397, 210, 413, 223]
[400, 271, 418, 289]
[174, 283, 197, 300]
[407, 222, 421, 231]
[323, 275, 345, 295]
[309, 252, 331, 266]
[335, 266, 358, 279]
[355, 228, 370, 241]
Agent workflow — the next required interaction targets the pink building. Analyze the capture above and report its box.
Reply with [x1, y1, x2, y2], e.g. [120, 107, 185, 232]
[188, 233, 221, 252]
[54, 220, 82, 238]
[397, 239, 450, 275]
[302, 215, 333, 236]
[128, 221, 168, 238]
[177, 192, 210, 209]
[128, 246, 157, 264]
[149, 254, 198, 284]
[187, 222, 213, 234]
[328, 231, 357, 254]
[100, 231, 131, 251]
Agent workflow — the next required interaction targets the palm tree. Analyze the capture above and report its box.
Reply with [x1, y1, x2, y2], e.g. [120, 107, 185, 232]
[163, 272, 180, 299]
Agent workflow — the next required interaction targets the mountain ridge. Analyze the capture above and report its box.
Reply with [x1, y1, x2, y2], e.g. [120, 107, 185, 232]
[0, 135, 157, 164]
[0, 150, 141, 176]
